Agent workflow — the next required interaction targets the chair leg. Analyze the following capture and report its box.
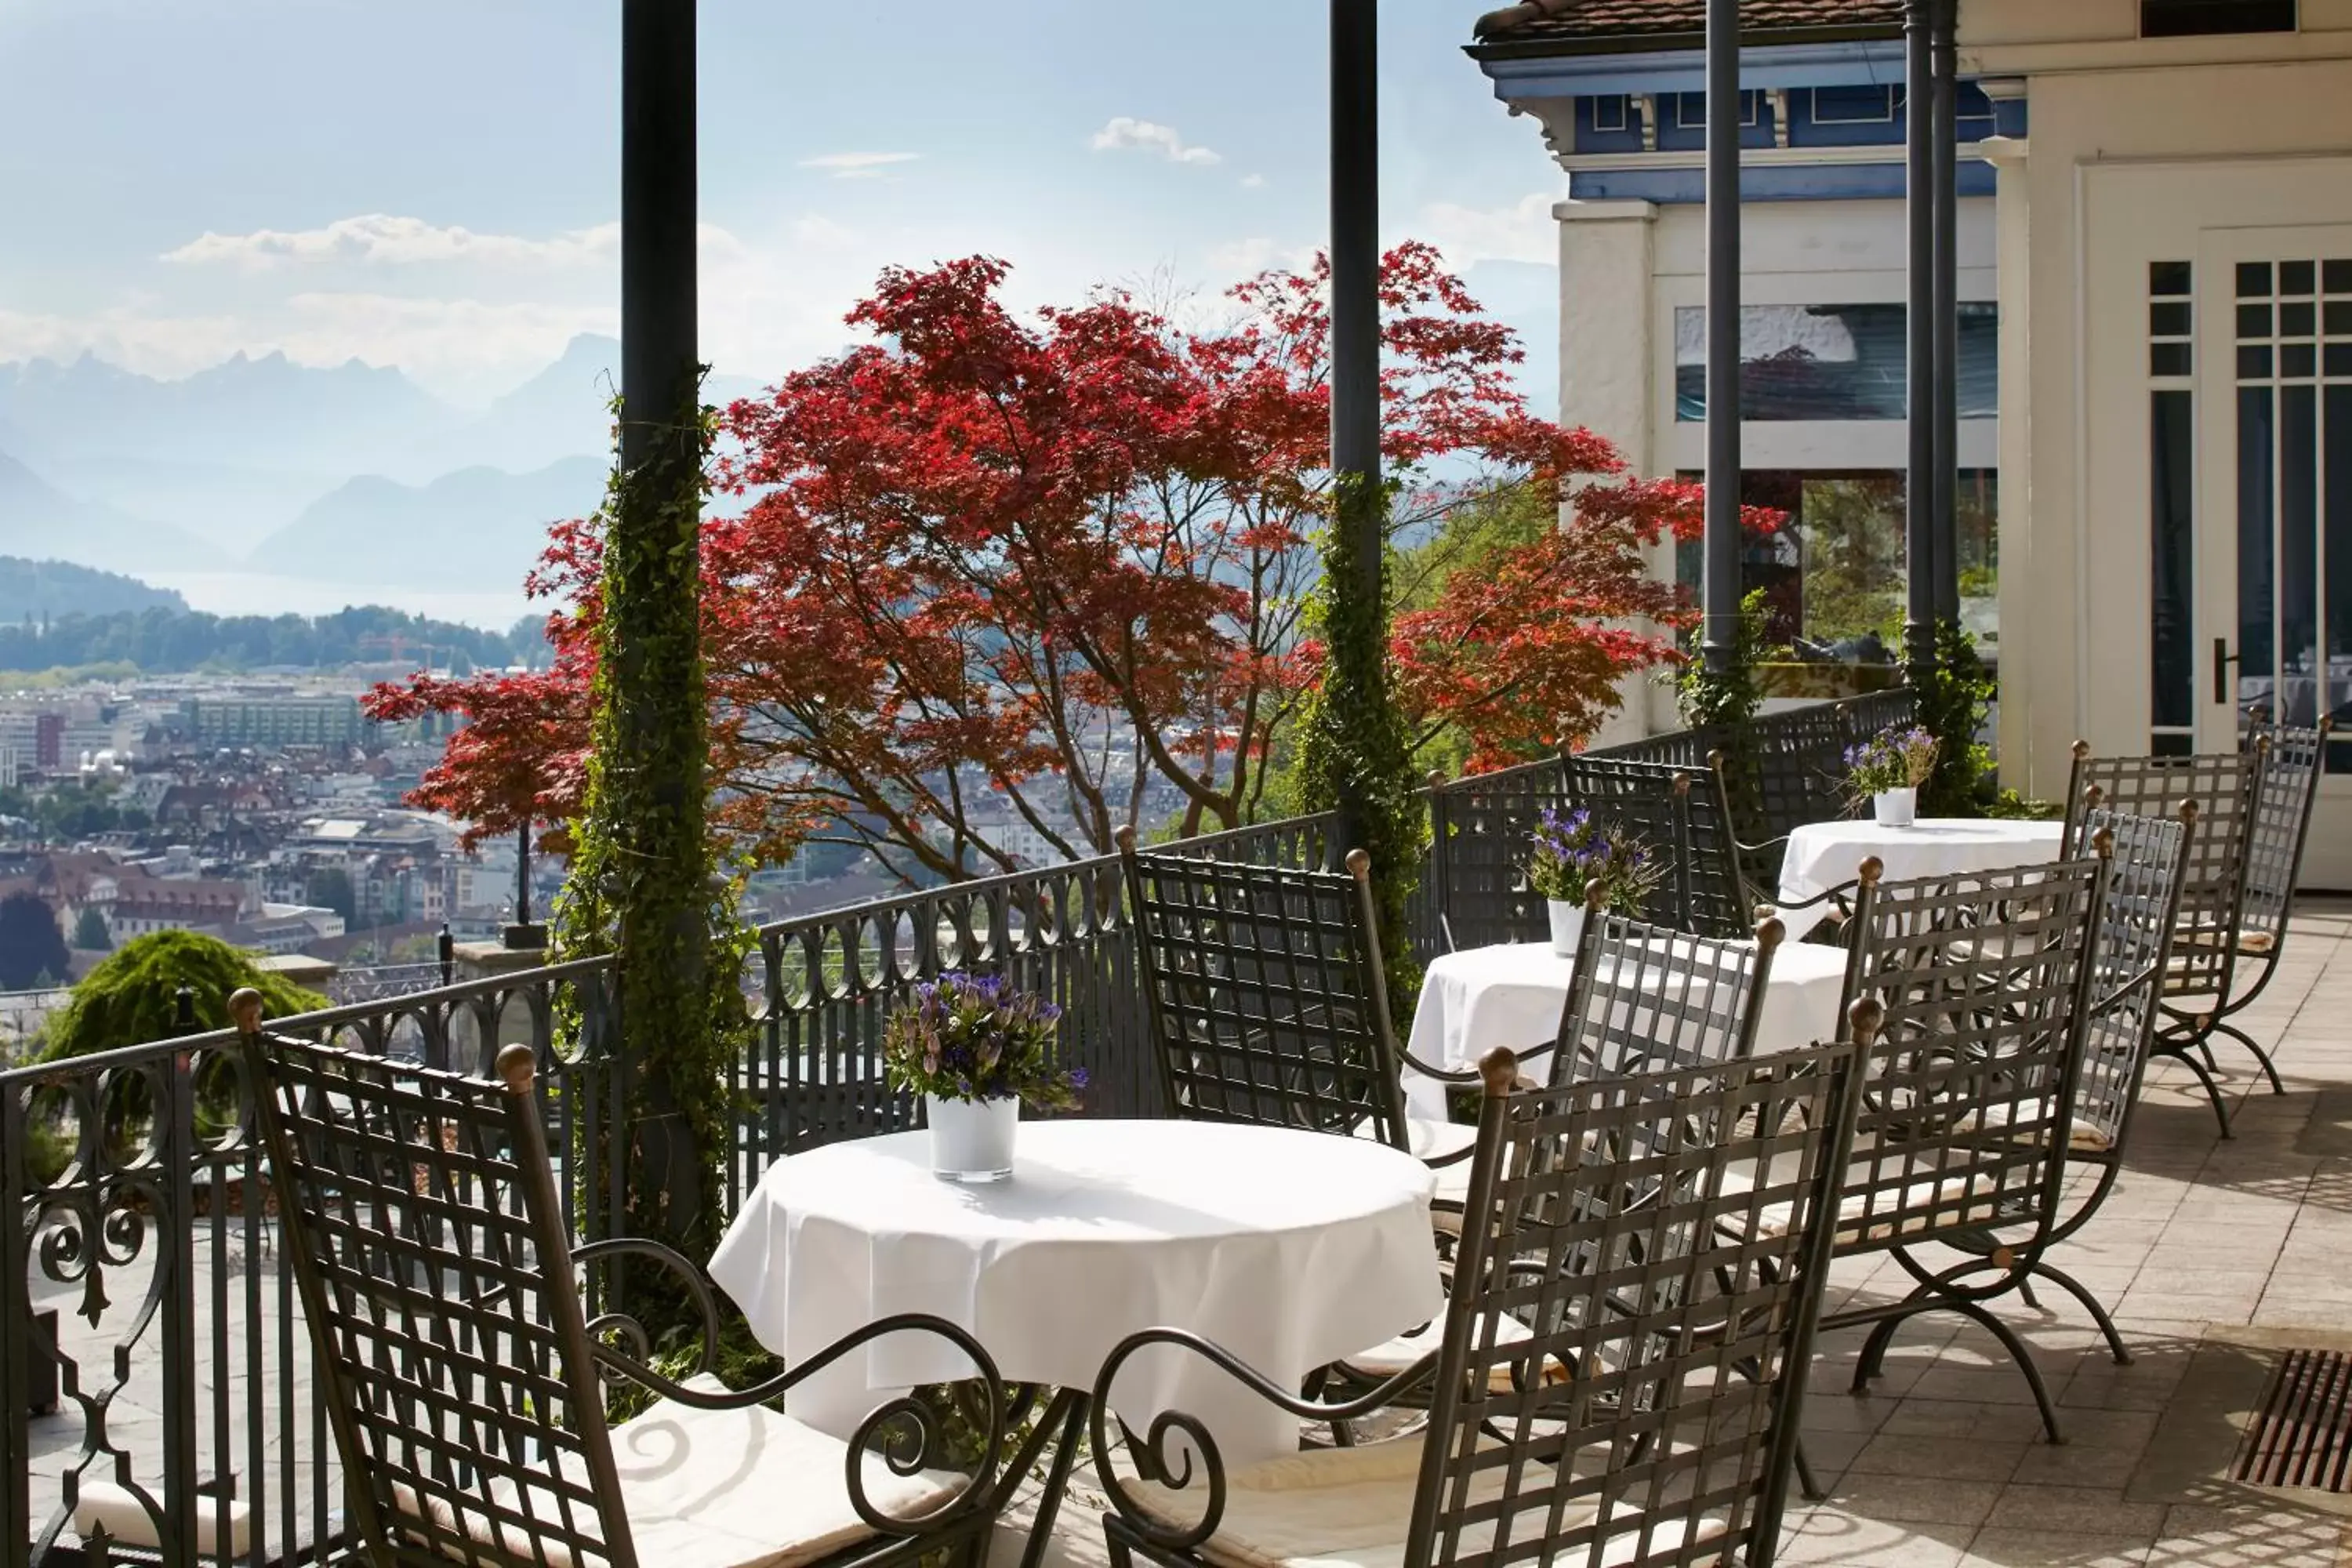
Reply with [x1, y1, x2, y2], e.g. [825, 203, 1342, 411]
[1944, 1298, 2065, 1445]
[2155, 1040, 2236, 1139]
[2030, 1261, 2131, 1366]
[1794, 1439, 1825, 1502]
[2212, 1018, 2286, 1097]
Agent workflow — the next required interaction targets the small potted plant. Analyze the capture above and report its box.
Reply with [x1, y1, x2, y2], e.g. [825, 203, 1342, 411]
[1846, 725, 1940, 828]
[1525, 808, 1663, 956]
[882, 971, 1085, 1182]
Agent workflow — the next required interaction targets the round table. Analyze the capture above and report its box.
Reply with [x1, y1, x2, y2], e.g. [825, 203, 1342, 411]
[706, 1120, 1444, 1469]
[1403, 938, 1849, 1117]
[1776, 817, 2067, 938]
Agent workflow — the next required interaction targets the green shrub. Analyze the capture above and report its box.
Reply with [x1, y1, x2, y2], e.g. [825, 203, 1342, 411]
[41, 930, 326, 1062]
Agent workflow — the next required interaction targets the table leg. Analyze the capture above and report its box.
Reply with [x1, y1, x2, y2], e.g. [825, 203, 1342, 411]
[1015, 1388, 1091, 1568]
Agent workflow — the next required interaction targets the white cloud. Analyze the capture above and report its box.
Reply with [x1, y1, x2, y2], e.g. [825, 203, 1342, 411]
[1089, 117, 1221, 167]
[1240, 173, 1267, 190]
[797, 152, 919, 180]
[163, 214, 622, 271]
[1417, 192, 1563, 269]
[1203, 237, 1316, 281]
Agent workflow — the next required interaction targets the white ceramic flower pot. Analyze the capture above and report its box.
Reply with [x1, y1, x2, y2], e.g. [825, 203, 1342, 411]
[926, 1094, 1018, 1182]
[1547, 900, 1588, 958]
[1873, 787, 1918, 828]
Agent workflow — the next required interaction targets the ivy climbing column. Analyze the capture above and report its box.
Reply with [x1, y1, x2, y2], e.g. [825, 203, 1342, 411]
[583, 0, 722, 1255]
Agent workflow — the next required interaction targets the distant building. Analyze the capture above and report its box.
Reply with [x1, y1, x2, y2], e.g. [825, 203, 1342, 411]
[179, 695, 368, 750]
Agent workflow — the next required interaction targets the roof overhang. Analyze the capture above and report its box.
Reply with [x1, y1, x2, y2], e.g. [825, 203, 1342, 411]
[1472, 34, 1907, 99]
[1467, 18, 1902, 63]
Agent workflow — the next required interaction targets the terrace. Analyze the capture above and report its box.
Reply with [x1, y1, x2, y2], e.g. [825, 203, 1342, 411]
[14, 4, 2352, 1568]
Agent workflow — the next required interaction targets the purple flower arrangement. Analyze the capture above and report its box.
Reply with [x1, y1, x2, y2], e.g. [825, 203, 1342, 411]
[1845, 725, 1940, 800]
[1524, 807, 1664, 913]
[881, 971, 1086, 1110]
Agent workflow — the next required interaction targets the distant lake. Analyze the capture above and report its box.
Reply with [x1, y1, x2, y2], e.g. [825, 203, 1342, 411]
[144, 569, 532, 631]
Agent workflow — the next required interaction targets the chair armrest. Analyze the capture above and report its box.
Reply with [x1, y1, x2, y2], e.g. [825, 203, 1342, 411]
[1087, 1328, 1439, 1552]
[1396, 1039, 1555, 1085]
[587, 1312, 1011, 1537]
[572, 1237, 723, 1374]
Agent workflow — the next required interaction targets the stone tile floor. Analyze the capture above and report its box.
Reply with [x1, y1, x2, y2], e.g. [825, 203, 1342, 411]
[1007, 899, 2352, 1568]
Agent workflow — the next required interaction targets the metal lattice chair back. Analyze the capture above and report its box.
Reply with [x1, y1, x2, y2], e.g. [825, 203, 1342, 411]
[1419, 1037, 1867, 1568]
[2066, 805, 2195, 1154]
[1551, 905, 1782, 1087]
[1122, 838, 1407, 1145]
[1425, 757, 1571, 951]
[1559, 755, 1753, 938]
[1831, 855, 2108, 1254]
[1746, 700, 1853, 843]
[2239, 723, 2328, 946]
[244, 1031, 633, 1568]
[2063, 746, 2260, 1004]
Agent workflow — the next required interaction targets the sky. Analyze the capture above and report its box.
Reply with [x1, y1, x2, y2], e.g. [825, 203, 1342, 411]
[0, 0, 1568, 409]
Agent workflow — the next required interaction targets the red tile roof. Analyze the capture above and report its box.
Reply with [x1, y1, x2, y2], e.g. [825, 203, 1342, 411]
[1473, 0, 1904, 47]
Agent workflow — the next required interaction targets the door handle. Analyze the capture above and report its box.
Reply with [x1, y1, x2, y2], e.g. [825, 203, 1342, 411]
[2214, 637, 2242, 705]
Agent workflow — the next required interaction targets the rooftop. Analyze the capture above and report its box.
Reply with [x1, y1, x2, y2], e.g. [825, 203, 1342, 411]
[1471, 0, 1903, 50]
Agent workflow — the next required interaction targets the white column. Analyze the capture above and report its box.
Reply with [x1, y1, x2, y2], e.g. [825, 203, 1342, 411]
[1980, 123, 2036, 790]
[1555, 198, 1667, 746]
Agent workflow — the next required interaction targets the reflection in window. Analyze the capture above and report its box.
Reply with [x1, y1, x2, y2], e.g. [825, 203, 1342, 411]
[1673, 470, 1998, 661]
[1675, 303, 1999, 422]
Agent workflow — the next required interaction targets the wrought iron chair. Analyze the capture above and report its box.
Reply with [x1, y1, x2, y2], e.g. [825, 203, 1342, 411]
[1423, 756, 1573, 952]
[2063, 742, 2267, 1134]
[232, 992, 1011, 1568]
[1559, 754, 1759, 939]
[2210, 721, 2332, 1091]
[1777, 851, 2111, 1450]
[1338, 902, 1786, 1392]
[1550, 897, 1786, 1084]
[1120, 835, 1487, 1210]
[1089, 1027, 1871, 1568]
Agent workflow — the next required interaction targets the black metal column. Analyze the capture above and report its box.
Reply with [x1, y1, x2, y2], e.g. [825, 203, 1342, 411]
[1701, 0, 1743, 673]
[1904, 0, 1936, 668]
[622, 0, 698, 469]
[1930, 0, 1961, 626]
[1331, 0, 1381, 608]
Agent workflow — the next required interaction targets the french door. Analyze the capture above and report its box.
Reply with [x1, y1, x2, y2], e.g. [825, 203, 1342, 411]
[2196, 226, 2352, 884]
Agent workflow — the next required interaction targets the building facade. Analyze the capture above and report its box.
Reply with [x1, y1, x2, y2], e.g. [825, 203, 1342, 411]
[1470, 0, 2352, 882]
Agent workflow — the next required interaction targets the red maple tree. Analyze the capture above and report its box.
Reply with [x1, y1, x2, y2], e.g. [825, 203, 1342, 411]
[367, 245, 1764, 877]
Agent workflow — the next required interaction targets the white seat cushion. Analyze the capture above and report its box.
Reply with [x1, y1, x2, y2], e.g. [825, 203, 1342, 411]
[1405, 1116, 1477, 1205]
[1955, 1097, 2115, 1154]
[394, 1375, 962, 1568]
[1122, 1435, 1722, 1568]
[1748, 1174, 2006, 1246]
[1340, 1311, 1570, 1392]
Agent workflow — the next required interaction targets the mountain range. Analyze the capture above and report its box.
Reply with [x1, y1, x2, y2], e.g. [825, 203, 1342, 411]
[0, 336, 765, 602]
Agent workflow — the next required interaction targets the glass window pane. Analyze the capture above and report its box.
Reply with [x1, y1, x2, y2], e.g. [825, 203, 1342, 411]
[2286, 343, 2319, 379]
[2152, 342, 2193, 377]
[2241, 385, 2277, 720]
[2152, 390, 2195, 729]
[2151, 260, 2193, 297]
[2282, 260, 2318, 297]
[2152, 732, 2195, 757]
[2328, 386, 2352, 749]
[2328, 260, 2352, 295]
[2283, 302, 2317, 338]
[2328, 301, 2352, 338]
[2332, 344, 2352, 379]
[2241, 262, 2276, 298]
[2151, 301, 2192, 337]
[2240, 303, 2275, 339]
[1674, 303, 1997, 422]
[2241, 345, 2274, 379]
[2285, 386, 2319, 727]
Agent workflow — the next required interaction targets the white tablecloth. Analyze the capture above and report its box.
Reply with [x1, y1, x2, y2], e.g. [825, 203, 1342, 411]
[1401, 939, 1849, 1117]
[1775, 817, 2068, 938]
[707, 1120, 1443, 1468]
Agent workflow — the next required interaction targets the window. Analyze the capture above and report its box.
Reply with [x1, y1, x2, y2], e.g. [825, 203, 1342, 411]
[1589, 95, 1628, 133]
[2141, 0, 2295, 36]
[1672, 470, 1998, 659]
[2149, 262, 2196, 743]
[1674, 90, 1760, 129]
[1675, 303, 1999, 422]
[1810, 85, 1898, 125]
